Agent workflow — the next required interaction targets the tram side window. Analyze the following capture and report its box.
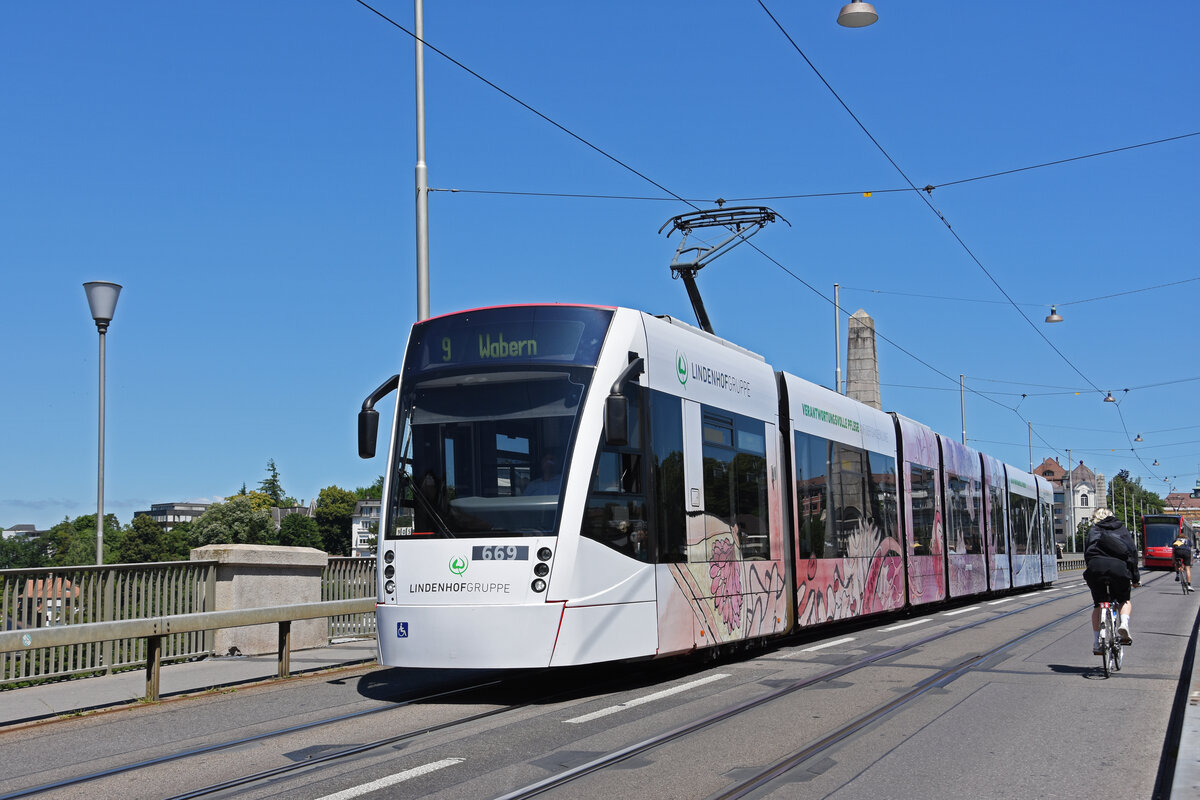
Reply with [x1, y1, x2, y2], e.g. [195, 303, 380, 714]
[867, 451, 898, 546]
[989, 484, 1007, 554]
[909, 465, 937, 556]
[703, 408, 771, 561]
[1009, 494, 1034, 554]
[582, 386, 651, 561]
[793, 431, 829, 559]
[944, 473, 983, 555]
[830, 444, 866, 558]
[649, 390, 686, 563]
[1039, 499, 1053, 555]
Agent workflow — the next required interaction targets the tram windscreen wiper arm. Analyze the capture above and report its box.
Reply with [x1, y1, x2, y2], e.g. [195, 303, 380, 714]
[398, 469, 456, 539]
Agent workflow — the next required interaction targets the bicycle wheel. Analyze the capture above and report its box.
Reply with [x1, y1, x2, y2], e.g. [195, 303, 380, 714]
[1099, 609, 1112, 677]
[1182, 567, 1189, 595]
[1113, 640, 1123, 671]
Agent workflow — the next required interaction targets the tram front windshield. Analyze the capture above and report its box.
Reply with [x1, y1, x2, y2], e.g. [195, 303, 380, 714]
[1144, 518, 1182, 548]
[383, 305, 612, 540]
[387, 370, 588, 538]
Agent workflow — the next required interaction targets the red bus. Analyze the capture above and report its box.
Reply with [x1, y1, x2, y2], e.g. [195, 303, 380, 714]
[1142, 514, 1186, 569]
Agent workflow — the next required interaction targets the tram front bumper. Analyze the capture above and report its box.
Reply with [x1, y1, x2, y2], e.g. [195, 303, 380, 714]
[376, 601, 565, 669]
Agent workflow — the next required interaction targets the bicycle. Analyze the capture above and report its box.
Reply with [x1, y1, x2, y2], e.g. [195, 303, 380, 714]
[1097, 600, 1123, 677]
[1174, 556, 1193, 594]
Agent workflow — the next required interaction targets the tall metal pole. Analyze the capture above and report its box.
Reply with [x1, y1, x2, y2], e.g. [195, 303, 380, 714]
[414, 0, 430, 321]
[1028, 423, 1033, 473]
[960, 374, 966, 444]
[96, 326, 106, 566]
[1066, 449, 1073, 551]
[84, 281, 120, 566]
[834, 283, 841, 394]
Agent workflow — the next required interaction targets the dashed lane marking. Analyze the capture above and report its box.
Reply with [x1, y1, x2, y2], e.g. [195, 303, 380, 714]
[943, 606, 980, 616]
[882, 619, 931, 631]
[314, 758, 464, 800]
[565, 673, 730, 723]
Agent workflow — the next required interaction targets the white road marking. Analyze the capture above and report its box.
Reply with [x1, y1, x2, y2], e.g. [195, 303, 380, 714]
[882, 619, 931, 631]
[315, 759, 464, 800]
[943, 606, 979, 616]
[987, 597, 1014, 605]
[565, 673, 730, 724]
[799, 636, 856, 652]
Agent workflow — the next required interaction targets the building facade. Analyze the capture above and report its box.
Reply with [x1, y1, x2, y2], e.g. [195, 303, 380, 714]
[350, 499, 380, 557]
[1034, 457, 1105, 551]
[133, 502, 212, 531]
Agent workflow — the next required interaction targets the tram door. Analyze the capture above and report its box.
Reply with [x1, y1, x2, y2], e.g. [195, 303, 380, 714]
[682, 399, 707, 557]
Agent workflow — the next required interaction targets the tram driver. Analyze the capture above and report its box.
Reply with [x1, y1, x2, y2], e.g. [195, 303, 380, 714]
[522, 452, 562, 496]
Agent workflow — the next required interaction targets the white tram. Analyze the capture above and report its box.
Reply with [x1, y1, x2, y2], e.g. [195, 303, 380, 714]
[357, 304, 1057, 669]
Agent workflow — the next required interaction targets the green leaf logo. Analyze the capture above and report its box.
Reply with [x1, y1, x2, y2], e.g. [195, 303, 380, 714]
[676, 351, 689, 385]
[449, 556, 468, 575]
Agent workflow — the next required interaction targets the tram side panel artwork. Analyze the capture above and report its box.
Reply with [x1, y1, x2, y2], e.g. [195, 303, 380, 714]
[940, 436, 989, 598]
[897, 417, 946, 606]
[786, 376, 906, 627]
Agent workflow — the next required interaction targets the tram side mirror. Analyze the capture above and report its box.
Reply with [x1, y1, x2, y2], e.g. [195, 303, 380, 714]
[604, 394, 629, 447]
[358, 409, 380, 459]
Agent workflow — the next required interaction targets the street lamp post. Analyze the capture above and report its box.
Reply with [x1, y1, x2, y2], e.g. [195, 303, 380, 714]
[84, 281, 122, 566]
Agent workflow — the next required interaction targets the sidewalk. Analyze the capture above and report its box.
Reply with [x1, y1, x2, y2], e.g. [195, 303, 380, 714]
[0, 639, 378, 730]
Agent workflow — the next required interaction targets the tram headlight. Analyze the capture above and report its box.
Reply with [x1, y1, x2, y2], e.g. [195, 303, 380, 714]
[384, 550, 395, 564]
[384, 580, 396, 594]
[534, 562, 549, 577]
[384, 564, 395, 579]
[537, 547, 552, 562]
[531, 578, 547, 593]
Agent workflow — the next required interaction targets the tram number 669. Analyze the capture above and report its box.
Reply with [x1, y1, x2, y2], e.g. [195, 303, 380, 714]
[472, 545, 529, 561]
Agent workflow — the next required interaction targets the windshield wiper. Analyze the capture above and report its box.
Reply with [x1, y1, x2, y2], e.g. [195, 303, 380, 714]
[398, 469, 456, 539]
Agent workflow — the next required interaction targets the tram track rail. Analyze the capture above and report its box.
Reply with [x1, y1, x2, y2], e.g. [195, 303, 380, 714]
[489, 581, 1097, 800]
[1, 578, 1101, 800]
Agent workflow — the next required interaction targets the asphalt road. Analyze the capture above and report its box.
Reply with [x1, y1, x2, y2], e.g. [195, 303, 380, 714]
[1, 571, 1194, 800]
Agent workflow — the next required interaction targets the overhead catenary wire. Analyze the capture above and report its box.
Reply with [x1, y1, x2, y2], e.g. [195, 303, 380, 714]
[355, 0, 1183, 487]
[429, 132, 1200, 205]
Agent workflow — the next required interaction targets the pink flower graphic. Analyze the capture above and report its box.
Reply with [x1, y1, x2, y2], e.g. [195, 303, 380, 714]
[709, 537, 743, 632]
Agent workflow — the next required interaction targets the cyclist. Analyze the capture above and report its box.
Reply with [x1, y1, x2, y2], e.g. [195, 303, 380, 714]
[1083, 508, 1140, 653]
[1172, 535, 1193, 592]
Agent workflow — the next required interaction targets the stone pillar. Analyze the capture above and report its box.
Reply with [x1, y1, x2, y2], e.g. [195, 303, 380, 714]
[190, 544, 328, 656]
[846, 309, 881, 410]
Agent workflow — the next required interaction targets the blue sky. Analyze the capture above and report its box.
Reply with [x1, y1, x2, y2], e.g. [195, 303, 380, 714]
[3, 2, 1197, 530]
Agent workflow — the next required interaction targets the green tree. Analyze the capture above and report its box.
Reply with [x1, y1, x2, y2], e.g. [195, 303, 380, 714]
[230, 490, 274, 512]
[190, 496, 278, 547]
[258, 459, 286, 507]
[0, 534, 46, 569]
[315, 485, 357, 556]
[1109, 471, 1164, 542]
[278, 513, 323, 549]
[38, 514, 121, 566]
[118, 514, 191, 563]
[355, 475, 385, 501]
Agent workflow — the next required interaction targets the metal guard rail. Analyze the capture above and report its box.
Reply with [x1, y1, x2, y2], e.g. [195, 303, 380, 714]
[0, 597, 377, 702]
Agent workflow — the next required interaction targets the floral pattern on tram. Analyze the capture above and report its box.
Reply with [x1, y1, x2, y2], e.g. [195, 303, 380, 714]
[708, 537, 743, 631]
[664, 531, 788, 645]
[795, 519, 904, 625]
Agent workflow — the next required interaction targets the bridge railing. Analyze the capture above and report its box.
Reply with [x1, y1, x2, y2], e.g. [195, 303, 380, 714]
[0, 597, 376, 701]
[323, 557, 376, 639]
[1, 556, 378, 689]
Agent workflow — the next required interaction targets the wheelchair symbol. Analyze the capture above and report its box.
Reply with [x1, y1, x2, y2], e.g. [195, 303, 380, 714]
[397, 622, 409, 638]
